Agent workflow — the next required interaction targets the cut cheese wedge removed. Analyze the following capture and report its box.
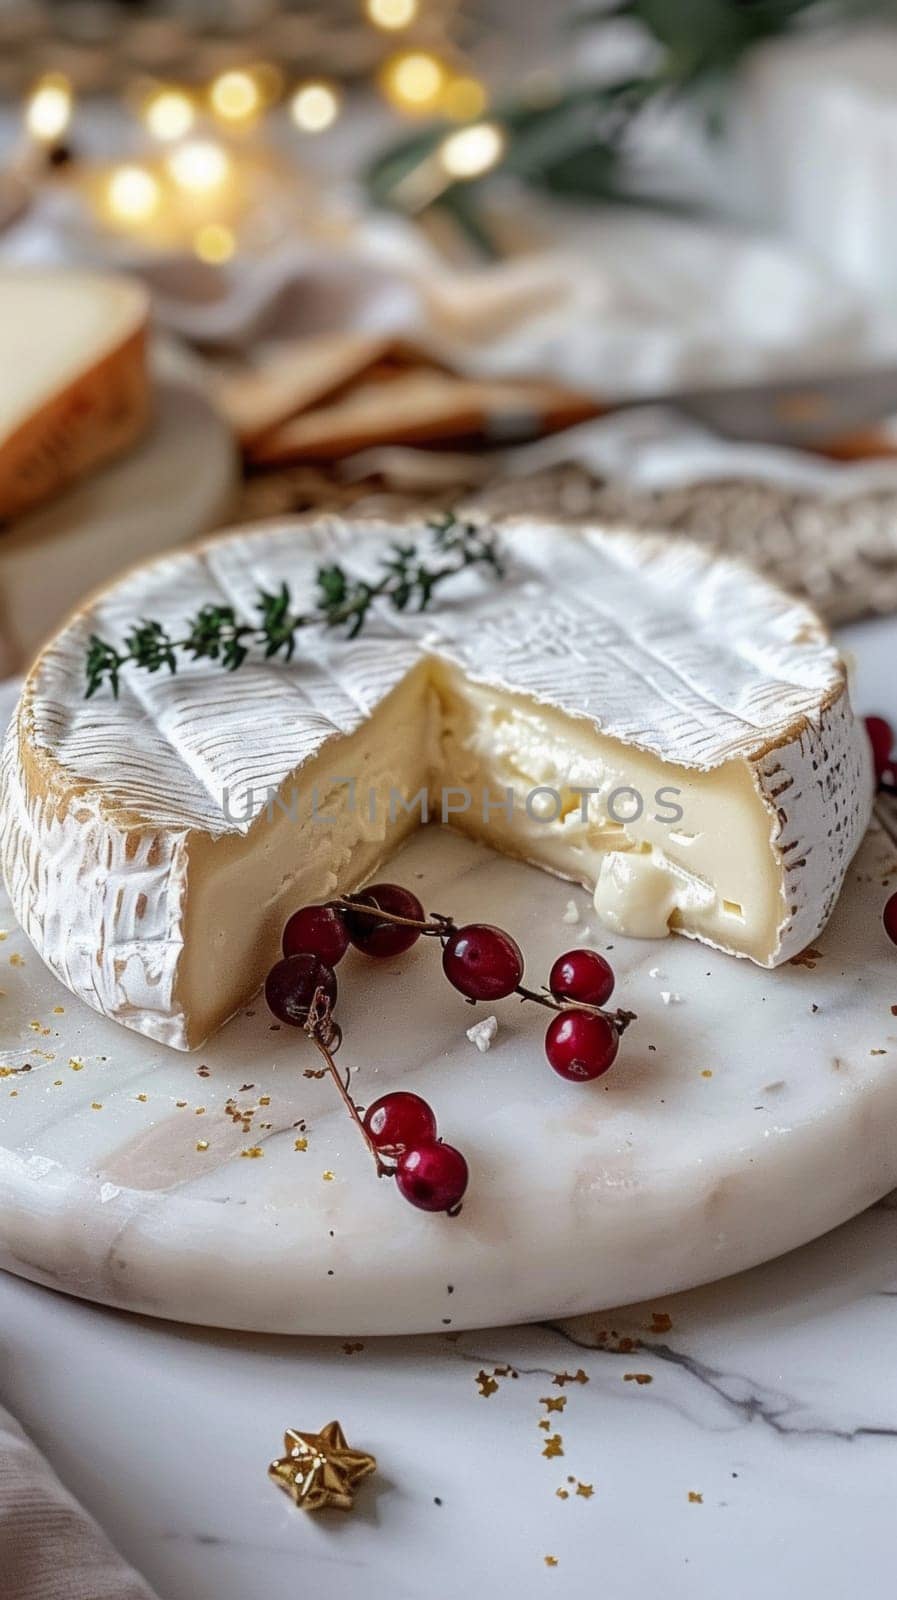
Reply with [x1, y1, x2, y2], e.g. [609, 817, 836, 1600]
[0, 270, 150, 520]
[0, 515, 873, 1049]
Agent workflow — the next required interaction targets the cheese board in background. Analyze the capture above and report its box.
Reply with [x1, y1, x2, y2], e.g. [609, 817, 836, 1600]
[0, 340, 237, 676]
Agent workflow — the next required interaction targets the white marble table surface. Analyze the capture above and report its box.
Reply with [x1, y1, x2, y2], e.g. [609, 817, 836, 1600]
[1, 613, 896, 1600]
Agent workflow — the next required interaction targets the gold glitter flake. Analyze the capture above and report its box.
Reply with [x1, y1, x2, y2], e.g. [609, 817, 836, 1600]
[69, 1057, 84, 1071]
[53, 1006, 64, 1014]
[269, 1421, 376, 1512]
[136, 1093, 148, 1103]
[322, 1169, 335, 1181]
[259, 1094, 271, 1105]
[542, 1435, 564, 1459]
[196, 1140, 209, 1152]
[544, 1556, 558, 1568]
[476, 1371, 498, 1398]
[688, 1491, 703, 1503]
[91, 1102, 103, 1111]
[241, 1146, 264, 1159]
[294, 1137, 308, 1151]
[9, 953, 24, 967]
[701, 1069, 713, 1078]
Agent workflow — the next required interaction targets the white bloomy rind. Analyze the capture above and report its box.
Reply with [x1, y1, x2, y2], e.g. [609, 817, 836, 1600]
[0, 516, 873, 1049]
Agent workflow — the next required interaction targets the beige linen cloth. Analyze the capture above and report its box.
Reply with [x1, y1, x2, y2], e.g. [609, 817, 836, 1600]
[0, 1400, 159, 1600]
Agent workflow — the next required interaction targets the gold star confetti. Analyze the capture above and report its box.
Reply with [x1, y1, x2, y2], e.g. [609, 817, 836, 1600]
[540, 1395, 566, 1413]
[538, 1419, 551, 1432]
[322, 1169, 335, 1182]
[542, 1434, 564, 1459]
[269, 1421, 376, 1512]
[294, 1137, 308, 1151]
[688, 1491, 703, 1503]
[544, 1556, 558, 1568]
[476, 1371, 498, 1397]
[576, 1482, 594, 1498]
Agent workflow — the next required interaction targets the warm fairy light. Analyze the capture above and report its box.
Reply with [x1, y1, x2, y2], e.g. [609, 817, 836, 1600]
[366, 0, 418, 29]
[442, 75, 487, 120]
[193, 222, 236, 263]
[439, 121, 505, 179]
[382, 51, 445, 112]
[25, 74, 73, 144]
[166, 140, 230, 193]
[289, 82, 340, 133]
[144, 88, 194, 141]
[107, 165, 161, 223]
[209, 69, 260, 122]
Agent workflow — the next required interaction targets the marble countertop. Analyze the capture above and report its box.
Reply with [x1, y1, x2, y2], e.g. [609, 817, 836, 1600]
[1, 613, 896, 1600]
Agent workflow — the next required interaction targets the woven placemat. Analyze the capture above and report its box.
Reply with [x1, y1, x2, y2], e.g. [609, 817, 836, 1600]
[236, 459, 897, 628]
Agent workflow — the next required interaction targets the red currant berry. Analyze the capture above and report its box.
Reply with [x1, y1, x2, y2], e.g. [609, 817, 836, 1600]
[264, 954, 337, 1026]
[549, 948, 615, 1007]
[363, 1091, 438, 1155]
[884, 890, 897, 946]
[865, 715, 894, 784]
[442, 924, 523, 1001]
[344, 883, 424, 958]
[395, 1141, 469, 1213]
[545, 1010, 619, 1081]
[282, 903, 350, 965]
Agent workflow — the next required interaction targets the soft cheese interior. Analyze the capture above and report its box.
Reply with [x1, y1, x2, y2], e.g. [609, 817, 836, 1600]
[182, 659, 782, 1044]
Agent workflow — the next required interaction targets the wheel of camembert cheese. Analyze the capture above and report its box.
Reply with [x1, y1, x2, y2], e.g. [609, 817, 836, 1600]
[0, 515, 873, 1049]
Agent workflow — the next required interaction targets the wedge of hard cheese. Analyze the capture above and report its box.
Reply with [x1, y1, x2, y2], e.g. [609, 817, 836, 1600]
[0, 516, 873, 1049]
[0, 270, 150, 520]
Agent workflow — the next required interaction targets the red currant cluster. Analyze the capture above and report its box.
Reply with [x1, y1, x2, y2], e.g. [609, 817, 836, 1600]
[864, 716, 897, 946]
[263, 883, 634, 1216]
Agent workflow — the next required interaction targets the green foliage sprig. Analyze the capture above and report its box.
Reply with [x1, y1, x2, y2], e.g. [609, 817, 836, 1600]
[84, 514, 504, 699]
[365, 0, 892, 253]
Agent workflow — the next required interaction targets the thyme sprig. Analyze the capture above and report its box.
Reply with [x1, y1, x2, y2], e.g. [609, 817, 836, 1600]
[85, 515, 503, 698]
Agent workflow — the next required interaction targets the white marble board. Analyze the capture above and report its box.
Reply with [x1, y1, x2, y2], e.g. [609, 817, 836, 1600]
[1, 814, 896, 1335]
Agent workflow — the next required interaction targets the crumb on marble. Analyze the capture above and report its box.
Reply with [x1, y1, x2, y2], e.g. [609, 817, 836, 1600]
[466, 1014, 498, 1053]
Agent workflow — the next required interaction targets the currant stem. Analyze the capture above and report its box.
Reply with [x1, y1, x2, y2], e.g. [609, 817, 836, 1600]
[336, 895, 636, 1031]
[335, 895, 454, 938]
[303, 990, 392, 1179]
[515, 983, 635, 1034]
